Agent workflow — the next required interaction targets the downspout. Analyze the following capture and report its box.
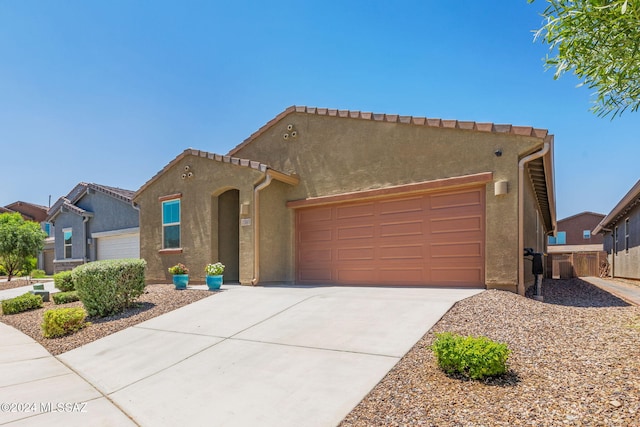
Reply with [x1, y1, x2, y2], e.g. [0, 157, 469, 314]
[251, 170, 274, 285]
[83, 215, 90, 263]
[518, 142, 550, 295]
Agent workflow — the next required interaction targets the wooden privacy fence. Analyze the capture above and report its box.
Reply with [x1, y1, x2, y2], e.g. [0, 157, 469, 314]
[546, 252, 607, 279]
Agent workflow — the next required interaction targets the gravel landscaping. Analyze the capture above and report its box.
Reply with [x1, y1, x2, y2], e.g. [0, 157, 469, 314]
[341, 278, 640, 426]
[0, 284, 214, 355]
[2, 277, 639, 425]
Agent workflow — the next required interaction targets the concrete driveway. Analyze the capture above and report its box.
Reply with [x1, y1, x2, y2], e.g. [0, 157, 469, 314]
[3, 284, 482, 426]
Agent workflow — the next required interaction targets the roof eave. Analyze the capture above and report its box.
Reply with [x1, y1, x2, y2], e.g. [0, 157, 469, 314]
[594, 178, 640, 234]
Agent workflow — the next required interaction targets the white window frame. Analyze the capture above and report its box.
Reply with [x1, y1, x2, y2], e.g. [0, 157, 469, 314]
[63, 228, 72, 259]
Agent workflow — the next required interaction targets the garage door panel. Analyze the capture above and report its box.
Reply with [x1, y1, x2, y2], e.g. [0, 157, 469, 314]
[431, 242, 483, 258]
[298, 207, 333, 223]
[431, 191, 482, 210]
[378, 197, 423, 215]
[296, 187, 484, 286]
[299, 247, 332, 263]
[431, 267, 483, 284]
[431, 216, 482, 233]
[379, 221, 424, 238]
[336, 203, 375, 220]
[378, 268, 425, 283]
[379, 244, 423, 260]
[337, 247, 375, 261]
[337, 225, 375, 240]
[300, 229, 333, 242]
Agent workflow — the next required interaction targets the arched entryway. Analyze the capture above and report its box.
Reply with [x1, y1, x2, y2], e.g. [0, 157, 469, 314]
[217, 189, 240, 282]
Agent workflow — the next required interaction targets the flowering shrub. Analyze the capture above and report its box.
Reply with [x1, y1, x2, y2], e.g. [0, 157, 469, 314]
[168, 263, 189, 275]
[205, 262, 225, 276]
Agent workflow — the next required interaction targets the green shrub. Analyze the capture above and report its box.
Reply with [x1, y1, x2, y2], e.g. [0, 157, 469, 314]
[52, 291, 80, 305]
[73, 258, 147, 317]
[1, 292, 43, 315]
[31, 269, 47, 279]
[432, 332, 511, 380]
[41, 307, 88, 338]
[53, 270, 75, 292]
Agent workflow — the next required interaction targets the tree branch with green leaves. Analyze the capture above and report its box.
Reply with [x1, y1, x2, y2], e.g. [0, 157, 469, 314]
[530, 0, 640, 118]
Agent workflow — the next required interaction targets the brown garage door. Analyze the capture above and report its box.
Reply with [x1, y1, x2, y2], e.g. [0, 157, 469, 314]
[296, 187, 485, 286]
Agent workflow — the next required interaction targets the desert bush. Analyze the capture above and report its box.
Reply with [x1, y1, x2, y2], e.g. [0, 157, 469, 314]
[432, 332, 511, 380]
[42, 307, 88, 338]
[53, 270, 75, 292]
[73, 258, 147, 317]
[52, 291, 80, 305]
[1, 292, 43, 315]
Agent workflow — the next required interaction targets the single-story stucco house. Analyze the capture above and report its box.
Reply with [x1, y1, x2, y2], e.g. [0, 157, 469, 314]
[594, 178, 640, 280]
[133, 106, 556, 294]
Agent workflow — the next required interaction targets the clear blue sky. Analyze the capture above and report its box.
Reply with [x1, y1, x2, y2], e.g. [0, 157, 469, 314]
[1, 1, 637, 220]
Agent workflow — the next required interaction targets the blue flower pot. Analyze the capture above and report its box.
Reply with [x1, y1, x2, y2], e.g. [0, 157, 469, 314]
[172, 274, 189, 290]
[206, 275, 223, 290]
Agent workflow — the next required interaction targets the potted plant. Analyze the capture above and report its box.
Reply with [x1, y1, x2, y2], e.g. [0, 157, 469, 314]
[205, 262, 225, 290]
[168, 263, 189, 290]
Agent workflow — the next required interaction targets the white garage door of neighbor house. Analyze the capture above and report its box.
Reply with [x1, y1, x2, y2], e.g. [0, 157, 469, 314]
[97, 233, 140, 260]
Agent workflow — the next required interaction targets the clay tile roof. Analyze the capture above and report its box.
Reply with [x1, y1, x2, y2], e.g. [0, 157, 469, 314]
[227, 105, 550, 156]
[134, 148, 295, 200]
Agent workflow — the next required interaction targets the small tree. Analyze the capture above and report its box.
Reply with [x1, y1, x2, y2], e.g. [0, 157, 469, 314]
[530, 0, 640, 118]
[0, 213, 46, 281]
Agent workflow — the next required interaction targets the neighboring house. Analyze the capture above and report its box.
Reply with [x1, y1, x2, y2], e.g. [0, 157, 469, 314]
[2, 201, 53, 274]
[134, 106, 556, 294]
[594, 179, 640, 280]
[46, 183, 140, 273]
[546, 211, 606, 278]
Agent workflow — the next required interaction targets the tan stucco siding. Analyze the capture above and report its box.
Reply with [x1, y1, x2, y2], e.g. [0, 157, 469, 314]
[258, 180, 295, 283]
[136, 155, 263, 284]
[234, 113, 543, 288]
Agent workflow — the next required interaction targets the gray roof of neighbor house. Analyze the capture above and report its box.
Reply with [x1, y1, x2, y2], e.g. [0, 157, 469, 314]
[47, 183, 135, 222]
[593, 179, 640, 235]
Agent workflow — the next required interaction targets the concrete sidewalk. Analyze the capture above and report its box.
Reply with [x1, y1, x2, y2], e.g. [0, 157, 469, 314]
[0, 322, 136, 426]
[0, 280, 57, 301]
[581, 276, 640, 306]
[1, 284, 481, 426]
